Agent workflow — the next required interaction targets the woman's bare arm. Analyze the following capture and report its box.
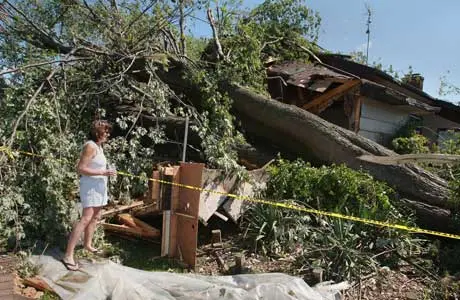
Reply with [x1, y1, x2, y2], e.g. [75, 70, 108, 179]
[77, 143, 113, 176]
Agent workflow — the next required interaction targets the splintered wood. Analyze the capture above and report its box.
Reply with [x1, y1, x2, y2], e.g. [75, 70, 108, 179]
[200, 168, 269, 223]
[101, 200, 144, 218]
[102, 162, 272, 270]
[161, 162, 204, 269]
[102, 213, 160, 239]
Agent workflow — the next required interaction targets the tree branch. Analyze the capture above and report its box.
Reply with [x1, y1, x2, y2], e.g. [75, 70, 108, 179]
[206, 9, 224, 60]
[126, 81, 174, 117]
[7, 68, 59, 148]
[179, 0, 186, 55]
[125, 96, 145, 138]
[131, 7, 180, 51]
[0, 57, 92, 76]
[260, 36, 283, 52]
[4, 0, 73, 53]
[122, 0, 157, 35]
[110, 0, 118, 12]
[160, 28, 180, 54]
[82, 0, 103, 22]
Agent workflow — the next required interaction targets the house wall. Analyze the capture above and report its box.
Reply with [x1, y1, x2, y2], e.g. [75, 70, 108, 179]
[358, 98, 410, 145]
[421, 115, 460, 143]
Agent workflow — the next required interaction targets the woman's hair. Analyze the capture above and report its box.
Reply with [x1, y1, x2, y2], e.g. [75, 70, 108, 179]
[89, 120, 112, 142]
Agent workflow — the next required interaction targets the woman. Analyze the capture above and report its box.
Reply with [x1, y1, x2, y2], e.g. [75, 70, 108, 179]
[61, 120, 116, 271]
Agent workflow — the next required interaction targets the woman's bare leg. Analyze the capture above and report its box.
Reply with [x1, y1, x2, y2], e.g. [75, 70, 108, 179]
[84, 207, 102, 251]
[64, 207, 95, 267]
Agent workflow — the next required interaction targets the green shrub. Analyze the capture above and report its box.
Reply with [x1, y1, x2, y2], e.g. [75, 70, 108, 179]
[265, 160, 397, 221]
[243, 159, 423, 281]
[391, 134, 430, 154]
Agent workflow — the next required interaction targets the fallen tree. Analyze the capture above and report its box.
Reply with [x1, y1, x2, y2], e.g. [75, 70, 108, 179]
[0, 0, 456, 248]
[118, 50, 455, 229]
[152, 66, 453, 229]
[224, 84, 452, 229]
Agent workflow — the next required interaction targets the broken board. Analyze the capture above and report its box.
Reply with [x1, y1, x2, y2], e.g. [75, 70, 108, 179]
[199, 169, 238, 223]
[160, 162, 204, 269]
[175, 162, 203, 269]
[222, 168, 269, 223]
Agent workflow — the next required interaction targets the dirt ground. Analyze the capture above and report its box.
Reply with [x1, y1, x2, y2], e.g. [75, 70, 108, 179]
[6, 213, 458, 300]
[6, 242, 454, 300]
[0, 254, 48, 299]
[192, 228, 444, 300]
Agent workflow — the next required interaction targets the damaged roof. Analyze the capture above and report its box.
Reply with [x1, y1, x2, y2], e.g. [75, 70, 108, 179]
[267, 59, 440, 114]
[267, 61, 351, 89]
[317, 53, 460, 120]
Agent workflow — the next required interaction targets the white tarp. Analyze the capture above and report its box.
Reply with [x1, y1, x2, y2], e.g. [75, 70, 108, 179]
[33, 255, 348, 300]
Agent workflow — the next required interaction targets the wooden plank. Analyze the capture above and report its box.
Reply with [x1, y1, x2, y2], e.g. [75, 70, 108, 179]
[162, 166, 180, 258]
[315, 98, 335, 114]
[168, 212, 178, 257]
[132, 217, 161, 235]
[176, 162, 204, 269]
[131, 203, 161, 217]
[117, 213, 137, 228]
[22, 277, 56, 296]
[222, 168, 269, 223]
[117, 214, 161, 236]
[0, 273, 13, 299]
[303, 79, 361, 111]
[102, 223, 160, 239]
[307, 80, 333, 93]
[353, 95, 363, 133]
[101, 201, 144, 218]
[213, 211, 228, 222]
[161, 166, 180, 210]
[146, 170, 160, 206]
[178, 163, 204, 217]
[199, 169, 238, 223]
[161, 210, 171, 256]
[170, 166, 180, 211]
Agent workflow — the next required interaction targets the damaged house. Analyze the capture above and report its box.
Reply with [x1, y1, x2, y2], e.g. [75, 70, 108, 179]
[266, 53, 460, 146]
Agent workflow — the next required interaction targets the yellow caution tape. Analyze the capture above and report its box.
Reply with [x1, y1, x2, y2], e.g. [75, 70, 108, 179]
[0, 146, 15, 160]
[2, 145, 460, 240]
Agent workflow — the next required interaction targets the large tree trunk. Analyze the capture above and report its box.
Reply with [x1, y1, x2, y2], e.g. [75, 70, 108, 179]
[224, 84, 449, 205]
[220, 84, 453, 231]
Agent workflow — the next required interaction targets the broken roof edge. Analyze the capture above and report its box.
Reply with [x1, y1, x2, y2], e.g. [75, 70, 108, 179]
[266, 59, 441, 113]
[432, 98, 460, 123]
[267, 61, 351, 79]
[361, 80, 441, 113]
[315, 52, 460, 123]
[316, 52, 439, 103]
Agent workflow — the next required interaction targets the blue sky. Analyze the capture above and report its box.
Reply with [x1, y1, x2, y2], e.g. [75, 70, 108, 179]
[189, 0, 460, 102]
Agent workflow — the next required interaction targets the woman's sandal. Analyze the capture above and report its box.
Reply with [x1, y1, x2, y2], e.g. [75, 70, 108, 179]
[61, 259, 79, 271]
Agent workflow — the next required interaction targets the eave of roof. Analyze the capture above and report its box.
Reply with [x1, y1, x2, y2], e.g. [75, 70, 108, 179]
[267, 61, 350, 88]
[361, 80, 440, 113]
[267, 60, 440, 113]
[317, 53, 438, 103]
